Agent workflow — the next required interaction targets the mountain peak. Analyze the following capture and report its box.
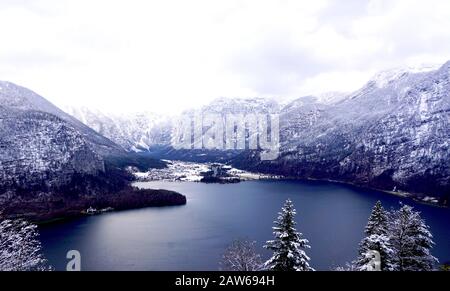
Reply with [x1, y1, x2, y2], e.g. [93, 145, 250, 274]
[369, 64, 439, 88]
[439, 60, 450, 70]
[0, 80, 124, 156]
[0, 80, 53, 112]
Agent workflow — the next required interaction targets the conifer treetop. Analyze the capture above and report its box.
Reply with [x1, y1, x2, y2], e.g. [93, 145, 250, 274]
[264, 199, 314, 271]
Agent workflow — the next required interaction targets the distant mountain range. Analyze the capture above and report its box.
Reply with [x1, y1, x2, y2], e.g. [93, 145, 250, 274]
[62, 106, 169, 152]
[63, 61, 450, 203]
[0, 81, 113, 191]
[1, 61, 449, 216]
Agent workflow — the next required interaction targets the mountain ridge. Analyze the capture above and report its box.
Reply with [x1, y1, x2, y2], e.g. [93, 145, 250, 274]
[238, 61, 450, 203]
[5, 61, 448, 203]
[0, 81, 182, 221]
[0, 81, 125, 156]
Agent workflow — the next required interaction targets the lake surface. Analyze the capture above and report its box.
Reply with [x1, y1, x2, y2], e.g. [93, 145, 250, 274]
[39, 180, 450, 271]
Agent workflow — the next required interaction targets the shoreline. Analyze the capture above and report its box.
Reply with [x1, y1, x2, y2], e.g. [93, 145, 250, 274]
[138, 175, 448, 209]
[1, 188, 187, 224]
[36, 203, 188, 227]
[301, 177, 448, 209]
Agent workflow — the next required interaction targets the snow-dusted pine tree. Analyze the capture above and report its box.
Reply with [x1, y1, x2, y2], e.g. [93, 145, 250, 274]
[365, 201, 389, 236]
[220, 240, 263, 271]
[0, 219, 51, 271]
[389, 204, 438, 271]
[356, 201, 396, 271]
[264, 199, 314, 271]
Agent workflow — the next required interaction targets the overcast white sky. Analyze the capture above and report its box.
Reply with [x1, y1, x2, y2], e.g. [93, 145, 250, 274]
[1, 0, 450, 114]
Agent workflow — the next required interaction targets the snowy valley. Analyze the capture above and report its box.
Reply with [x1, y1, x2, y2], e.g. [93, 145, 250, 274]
[131, 160, 280, 183]
[62, 61, 450, 205]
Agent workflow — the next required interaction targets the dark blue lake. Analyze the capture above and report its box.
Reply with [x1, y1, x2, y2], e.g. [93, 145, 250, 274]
[39, 180, 450, 270]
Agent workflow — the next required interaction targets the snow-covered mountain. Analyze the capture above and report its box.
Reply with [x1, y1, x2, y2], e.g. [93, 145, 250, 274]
[0, 81, 109, 192]
[63, 106, 169, 152]
[0, 81, 177, 220]
[49, 61, 450, 200]
[199, 97, 280, 114]
[0, 107, 105, 190]
[65, 97, 280, 155]
[315, 91, 348, 105]
[0, 81, 124, 157]
[236, 61, 450, 201]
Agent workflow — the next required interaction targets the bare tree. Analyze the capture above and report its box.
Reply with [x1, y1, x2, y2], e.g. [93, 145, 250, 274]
[0, 219, 51, 271]
[220, 239, 264, 271]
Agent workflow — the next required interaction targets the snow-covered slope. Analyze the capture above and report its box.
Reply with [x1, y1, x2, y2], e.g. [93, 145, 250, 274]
[199, 97, 280, 114]
[315, 91, 348, 105]
[236, 61, 450, 200]
[0, 107, 104, 190]
[0, 81, 132, 201]
[0, 86, 109, 194]
[63, 106, 170, 152]
[0, 81, 184, 220]
[65, 97, 280, 155]
[0, 81, 124, 156]
[42, 61, 450, 200]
